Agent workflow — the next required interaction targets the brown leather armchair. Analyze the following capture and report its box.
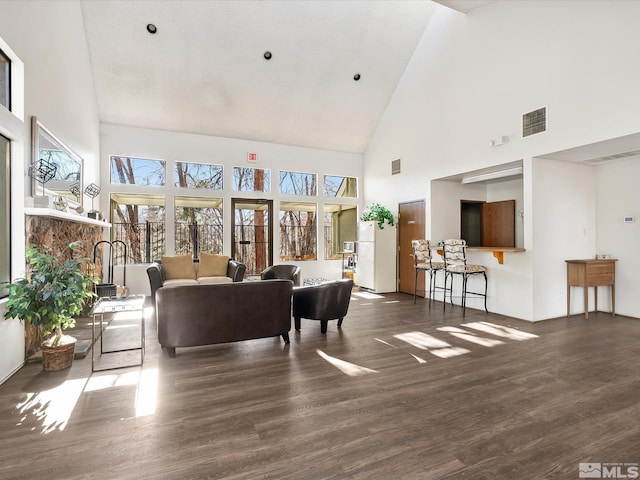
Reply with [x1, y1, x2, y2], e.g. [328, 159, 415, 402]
[293, 279, 353, 333]
[260, 264, 301, 286]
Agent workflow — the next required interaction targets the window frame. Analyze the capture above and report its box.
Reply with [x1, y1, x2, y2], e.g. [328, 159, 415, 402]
[0, 133, 10, 296]
[0, 47, 10, 111]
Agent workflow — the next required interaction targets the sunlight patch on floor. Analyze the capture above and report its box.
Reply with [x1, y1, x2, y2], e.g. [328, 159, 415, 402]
[16, 377, 88, 433]
[394, 332, 470, 358]
[374, 338, 427, 364]
[135, 368, 158, 417]
[84, 370, 140, 392]
[353, 291, 385, 300]
[316, 349, 378, 376]
[437, 326, 505, 347]
[462, 321, 538, 341]
[393, 332, 451, 350]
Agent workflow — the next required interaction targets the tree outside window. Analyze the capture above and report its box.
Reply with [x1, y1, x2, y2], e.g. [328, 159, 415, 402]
[280, 202, 316, 261]
[111, 156, 166, 186]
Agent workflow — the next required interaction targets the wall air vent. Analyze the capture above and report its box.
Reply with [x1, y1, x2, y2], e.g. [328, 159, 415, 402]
[391, 158, 401, 175]
[522, 107, 546, 137]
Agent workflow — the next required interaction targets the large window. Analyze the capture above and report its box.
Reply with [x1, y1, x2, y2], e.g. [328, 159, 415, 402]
[111, 156, 166, 186]
[175, 196, 223, 258]
[280, 170, 316, 196]
[111, 193, 165, 264]
[0, 48, 9, 110]
[233, 167, 270, 192]
[280, 202, 316, 261]
[175, 161, 223, 190]
[324, 175, 357, 198]
[0, 133, 9, 296]
[323, 204, 357, 260]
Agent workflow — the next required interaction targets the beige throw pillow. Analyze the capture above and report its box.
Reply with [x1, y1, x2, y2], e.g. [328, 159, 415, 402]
[161, 254, 196, 280]
[198, 253, 229, 278]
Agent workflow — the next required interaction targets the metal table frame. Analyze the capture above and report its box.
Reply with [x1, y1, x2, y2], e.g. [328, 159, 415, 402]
[91, 295, 146, 372]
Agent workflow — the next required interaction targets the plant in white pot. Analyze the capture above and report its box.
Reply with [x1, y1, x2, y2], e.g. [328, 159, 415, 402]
[360, 203, 395, 229]
[4, 242, 98, 371]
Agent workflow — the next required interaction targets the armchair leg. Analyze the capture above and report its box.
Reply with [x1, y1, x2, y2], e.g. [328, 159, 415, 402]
[320, 320, 328, 334]
[165, 347, 176, 358]
[337, 317, 344, 328]
[295, 317, 301, 330]
[282, 333, 290, 344]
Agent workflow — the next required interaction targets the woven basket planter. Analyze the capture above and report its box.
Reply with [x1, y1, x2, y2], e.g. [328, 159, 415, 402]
[42, 341, 76, 371]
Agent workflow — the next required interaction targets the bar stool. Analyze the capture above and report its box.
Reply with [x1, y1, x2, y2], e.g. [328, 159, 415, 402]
[411, 240, 444, 306]
[442, 239, 488, 315]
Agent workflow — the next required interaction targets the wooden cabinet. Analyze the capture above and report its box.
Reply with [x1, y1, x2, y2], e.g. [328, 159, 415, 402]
[566, 259, 617, 319]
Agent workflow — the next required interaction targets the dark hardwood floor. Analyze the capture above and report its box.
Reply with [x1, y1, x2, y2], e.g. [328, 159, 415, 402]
[1, 291, 639, 479]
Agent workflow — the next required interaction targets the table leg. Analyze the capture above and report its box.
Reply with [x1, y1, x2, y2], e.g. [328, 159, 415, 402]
[567, 284, 571, 317]
[584, 286, 589, 320]
[611, 284, 616, 317]
[594, 286, 598, 313]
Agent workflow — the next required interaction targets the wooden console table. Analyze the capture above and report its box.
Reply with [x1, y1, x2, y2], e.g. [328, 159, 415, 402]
[566, 259, 617, 319]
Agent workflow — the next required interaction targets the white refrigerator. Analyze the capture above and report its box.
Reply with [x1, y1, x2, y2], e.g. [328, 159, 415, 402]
[355, 221, 397, 293]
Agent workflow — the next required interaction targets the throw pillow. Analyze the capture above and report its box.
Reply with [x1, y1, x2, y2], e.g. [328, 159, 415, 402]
[161, 254, 196, 280]
[198, 253, 229, 278]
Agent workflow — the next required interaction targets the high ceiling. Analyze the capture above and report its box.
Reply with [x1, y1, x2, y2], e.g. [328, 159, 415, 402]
[80, 1, 488, 154]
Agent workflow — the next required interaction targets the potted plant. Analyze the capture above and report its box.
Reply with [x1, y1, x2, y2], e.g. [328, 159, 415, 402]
[4, 242, 98, 371]
[360, 203, 395, 229]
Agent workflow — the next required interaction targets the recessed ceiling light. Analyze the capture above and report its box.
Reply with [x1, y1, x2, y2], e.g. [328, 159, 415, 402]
[146, 23, 157, 34]
[264, 51, 272, 60]
[353, 73, 361, 81]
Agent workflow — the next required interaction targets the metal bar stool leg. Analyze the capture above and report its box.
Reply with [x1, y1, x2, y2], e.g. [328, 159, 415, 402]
[413, 268, 419, 304]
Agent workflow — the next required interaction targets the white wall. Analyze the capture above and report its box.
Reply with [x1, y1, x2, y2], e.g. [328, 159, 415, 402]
[595, 156, 640, 318]
[532, 158, 596, 320]
[364, 0, 640, 320]
[0, 0, 100, 383]
[101, 124, 363, 295]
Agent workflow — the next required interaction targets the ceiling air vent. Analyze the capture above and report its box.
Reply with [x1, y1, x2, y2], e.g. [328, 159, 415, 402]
[391, 158, 401, 175]
[522, 107, 546, 137]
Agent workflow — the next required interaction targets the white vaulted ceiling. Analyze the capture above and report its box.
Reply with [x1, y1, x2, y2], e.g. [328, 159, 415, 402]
[80, 0, 447, 154]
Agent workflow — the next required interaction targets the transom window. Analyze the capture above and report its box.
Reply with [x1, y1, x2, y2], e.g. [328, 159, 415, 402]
[0, 48, 9, 111]
[280, 170, 317, 196]
[111, 156, 166, 186]
[175, 161, 223, 190]
[233, 166, 270, 192]
[324, 175, 357, 198]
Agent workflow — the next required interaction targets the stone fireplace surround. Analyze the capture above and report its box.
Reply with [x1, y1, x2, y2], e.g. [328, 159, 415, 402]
[23, 208, 111, 358]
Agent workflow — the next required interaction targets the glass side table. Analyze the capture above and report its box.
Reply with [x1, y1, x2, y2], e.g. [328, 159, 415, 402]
[91, 295, 146, 372]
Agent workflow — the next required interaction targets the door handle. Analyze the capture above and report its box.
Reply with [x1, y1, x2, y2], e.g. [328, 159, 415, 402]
[407, 220, 416, 224]
[239, 240, 251, 245]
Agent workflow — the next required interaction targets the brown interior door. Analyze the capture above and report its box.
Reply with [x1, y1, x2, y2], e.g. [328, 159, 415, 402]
[398, 200, 425, 295]
[482, 200, 515, 247]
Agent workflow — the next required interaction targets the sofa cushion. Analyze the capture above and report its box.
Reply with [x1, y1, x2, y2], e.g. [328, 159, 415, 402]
[197, 276, 233, 285]
[198, 253, 229, 278]
[161, 254, 196, 280]
[163, 278, 199, 287]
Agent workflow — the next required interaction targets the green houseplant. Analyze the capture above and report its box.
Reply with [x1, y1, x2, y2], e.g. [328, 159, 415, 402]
[4, 242, 98, 371]
[360, 203, 395, 229]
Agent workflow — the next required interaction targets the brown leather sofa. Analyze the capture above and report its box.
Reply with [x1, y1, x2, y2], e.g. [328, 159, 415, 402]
[146, 258, 245, 304]
[155, 279, 293, 357]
